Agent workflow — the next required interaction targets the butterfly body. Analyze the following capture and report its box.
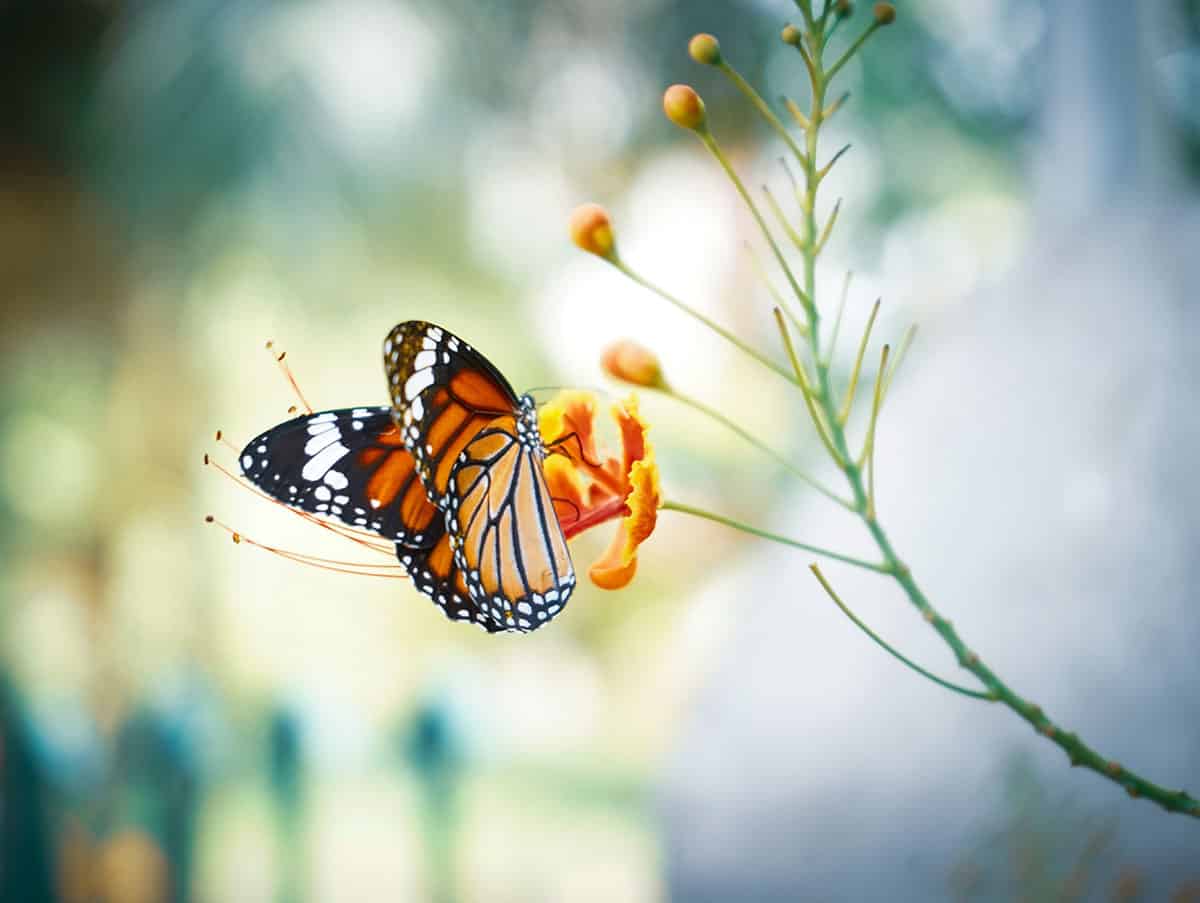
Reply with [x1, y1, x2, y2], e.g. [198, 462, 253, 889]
[240, 321, 575, 633]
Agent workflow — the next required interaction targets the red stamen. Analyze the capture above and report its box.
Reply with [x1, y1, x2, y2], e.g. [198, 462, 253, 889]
[205, 515, 405, 578]
[204, 452, 394, 556]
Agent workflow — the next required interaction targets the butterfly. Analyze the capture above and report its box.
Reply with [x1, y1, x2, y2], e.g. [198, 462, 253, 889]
[240, 321, 575, 632]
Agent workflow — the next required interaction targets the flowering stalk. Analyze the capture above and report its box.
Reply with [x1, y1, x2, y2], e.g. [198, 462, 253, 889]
[582, 1, 1200, 817]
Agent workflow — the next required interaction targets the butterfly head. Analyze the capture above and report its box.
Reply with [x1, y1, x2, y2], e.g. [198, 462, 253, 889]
[516, 394, 544, 456]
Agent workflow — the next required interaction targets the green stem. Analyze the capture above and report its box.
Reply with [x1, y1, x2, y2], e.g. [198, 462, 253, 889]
[809, 564, 994, 701]
[612, 257, 797, 385]
[665, 388, 855, 511]
[697, 128, 812, 317]
[661, 500, 888, 573]
[718, 61, 808, 166]
[826, 21, 882, 84]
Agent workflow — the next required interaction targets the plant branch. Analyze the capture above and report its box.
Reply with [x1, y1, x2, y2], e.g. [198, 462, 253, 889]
[612, 257, 797, 385]
[697, 126, 812, 317]
[661, 500, 888, 573]
[664, 387, 855, 511]
[809, 564, 994, 701]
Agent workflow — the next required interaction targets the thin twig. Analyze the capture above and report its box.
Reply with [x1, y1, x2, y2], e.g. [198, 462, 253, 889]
[838, 298, 881, 424]
[661, 501, 888, 572]
[808, 564, 994, 700]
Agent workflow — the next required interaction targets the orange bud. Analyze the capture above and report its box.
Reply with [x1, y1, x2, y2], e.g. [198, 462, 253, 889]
[568, 203, 617, 260]
[662, 84, 706, 131]
[601, 340, 664, 389]
[873, 2, 895, 25]
[688, 33, 721, 66]
[780, 24, 802, 46]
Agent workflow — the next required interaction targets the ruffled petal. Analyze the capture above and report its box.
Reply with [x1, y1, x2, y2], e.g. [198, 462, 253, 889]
[622, 446, 660, 560]
[588, 522, 639, 590]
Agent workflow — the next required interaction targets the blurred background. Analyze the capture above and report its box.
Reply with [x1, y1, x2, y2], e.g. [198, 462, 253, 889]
[2, 0, 1199, 900]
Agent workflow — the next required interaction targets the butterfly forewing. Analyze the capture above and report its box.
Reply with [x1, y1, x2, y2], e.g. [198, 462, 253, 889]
[238, 407, 439, 547]
[383, 321, 521, 505]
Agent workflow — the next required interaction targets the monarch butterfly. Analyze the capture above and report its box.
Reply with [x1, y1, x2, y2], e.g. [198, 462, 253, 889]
[240, 321, 575, 633]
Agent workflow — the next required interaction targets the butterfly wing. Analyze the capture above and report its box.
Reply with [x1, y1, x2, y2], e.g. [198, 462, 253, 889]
[239, 407, 440, 547]
[446, 409, 576, 632]
[392, 519, 500, 631]
[384, 321, 521, 506]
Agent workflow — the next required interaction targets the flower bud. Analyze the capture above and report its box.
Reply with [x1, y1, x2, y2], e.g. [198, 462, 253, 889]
[601, 340, 664, 389]
[872, 2, 895, 25]
[688, 33, 721, 66]
[780, 24, 802, 46]
[834, 0, 853, 17]
[662, 84, 706, 131]
[569, 203, 617, 260]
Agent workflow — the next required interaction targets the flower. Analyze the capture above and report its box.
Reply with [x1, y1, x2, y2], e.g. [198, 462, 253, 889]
[873, 2, 895, 25]
[600, 339, 665, 389]
[538, 391, 660, 590]
[663, 84, 707, 131]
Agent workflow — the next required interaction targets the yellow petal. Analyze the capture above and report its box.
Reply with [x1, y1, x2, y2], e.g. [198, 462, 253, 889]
[622, 446, 660, 560]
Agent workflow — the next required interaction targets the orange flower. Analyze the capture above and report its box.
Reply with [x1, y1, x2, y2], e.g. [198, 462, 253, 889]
[539, 391, 660, 590]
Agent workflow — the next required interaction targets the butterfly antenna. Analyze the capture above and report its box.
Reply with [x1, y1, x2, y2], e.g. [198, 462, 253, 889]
[202, 453, 394, 555]
[203, 515, 405, 578]
[546, 431, 604, 469]
[550, 495, 582, 527]
[265, 340, 314, 415]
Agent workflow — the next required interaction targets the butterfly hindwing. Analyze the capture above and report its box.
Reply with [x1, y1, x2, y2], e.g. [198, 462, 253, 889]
[444, 402, 576, 632]
[239, 407, 440, 547]
[392, 520, 510, 634]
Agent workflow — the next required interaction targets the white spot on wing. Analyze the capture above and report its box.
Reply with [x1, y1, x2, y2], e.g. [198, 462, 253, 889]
[301, 442, 349, 481]
[404, 369, 434, 400]
[323, 469, 349, 491]
[304, 430, 341, 456]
